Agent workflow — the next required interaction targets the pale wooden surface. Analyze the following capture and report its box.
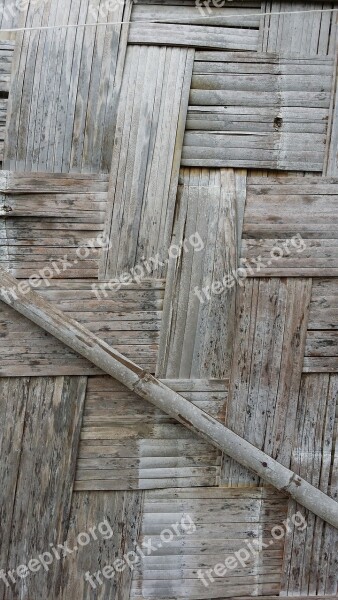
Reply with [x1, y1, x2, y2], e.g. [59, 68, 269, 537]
[132, 2, 261, 27]
[60, 490, 144, 600]
[1, 2, 338, 598]
[183, 53, 334, 171]
[4, 0, 131, 172]
[243, 176, 338, 275]
[0, 172, 109, 278]
[325, 15, 338, 176]
[260, 2, 337, 56]
[281, 374, 338, 596]
[0, 267, 337, 529]
[129, 0, 260, 49]
[0, 377, 30, 594]
[222, 278, 311, 485]
[0, 41, 14, 164]
[76, 376, 226, 490]
[0, 280, 164, 374]
[304, 279, 338, 372]
[100, 44, 194, 280]
[157, 167, 246, 379]
[130, 487, 287, 599]
[0, 375, 86, 600]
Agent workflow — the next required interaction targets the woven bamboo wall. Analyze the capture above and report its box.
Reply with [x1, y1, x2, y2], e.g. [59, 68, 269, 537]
[0, 1, 337, 599]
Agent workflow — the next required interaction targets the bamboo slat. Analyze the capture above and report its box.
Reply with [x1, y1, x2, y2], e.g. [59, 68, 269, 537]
[157, 167, 246, 380]
[4, 0, 131, 172]
[130, 487, 287, 599]
[0, 280, 164, 375]
[0, 41, 14, 164]
[60, 490, 144, 600]
[129, 1, 260, 50]
[260, 2, 337, 56]
[75, 376, 227, 490]
[303, 279, 338, 371]
[0, 172, 109, 278]
[281, 374, 338, 596]
[222, 278, 311, 486]
[100, 45, 194, 280]
[183, 53, 334, 171]
[242, 177, 338, 276]
[0, 375, 87, 598]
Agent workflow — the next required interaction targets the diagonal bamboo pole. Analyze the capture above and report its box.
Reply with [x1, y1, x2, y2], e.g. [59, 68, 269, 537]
[0, 266, 337, 529]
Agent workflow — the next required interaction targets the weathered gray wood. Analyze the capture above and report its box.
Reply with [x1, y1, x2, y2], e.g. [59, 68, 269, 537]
[325, 16, 338, 175]
[222, 278, 311, 487]
[157, 168, 245, 379]
[0, 5, 20, 30]
[129, 2, 260, 51]
[134, 0, 259, 3]
[129, 22, 259, 50]
[130, 487, 287, 600]
[76, 376, 226, 490]
[242, 177, 338, 275]
[305, 330, 338, 356]
[0, 172, 109, 279]
[4, 0, 130, 172]
[0, 171, 109, 192]
[60, 490, 144, 600]
[183, 53, 334, 171]
[260, 2, 337, 56]
[0, 41, 14, 163]
[0, 280, 163, 375]
[281, 374, 338, 596]
[3, 3, 338, 597]
[0, 375, 87, 600]
[0, 267, 337, 528]
[100, 45, 194, 280]
[131, 2, 261, 27]
[303, 357, 338, 371]
[239, 597, 337, 599]
[0, 377, 30, 591]
[308, 278, 338, 330]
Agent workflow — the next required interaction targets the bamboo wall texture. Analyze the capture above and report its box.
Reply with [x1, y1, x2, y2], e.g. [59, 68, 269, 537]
[0, 1, 337, 599]
[0, 41, 14, 165]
